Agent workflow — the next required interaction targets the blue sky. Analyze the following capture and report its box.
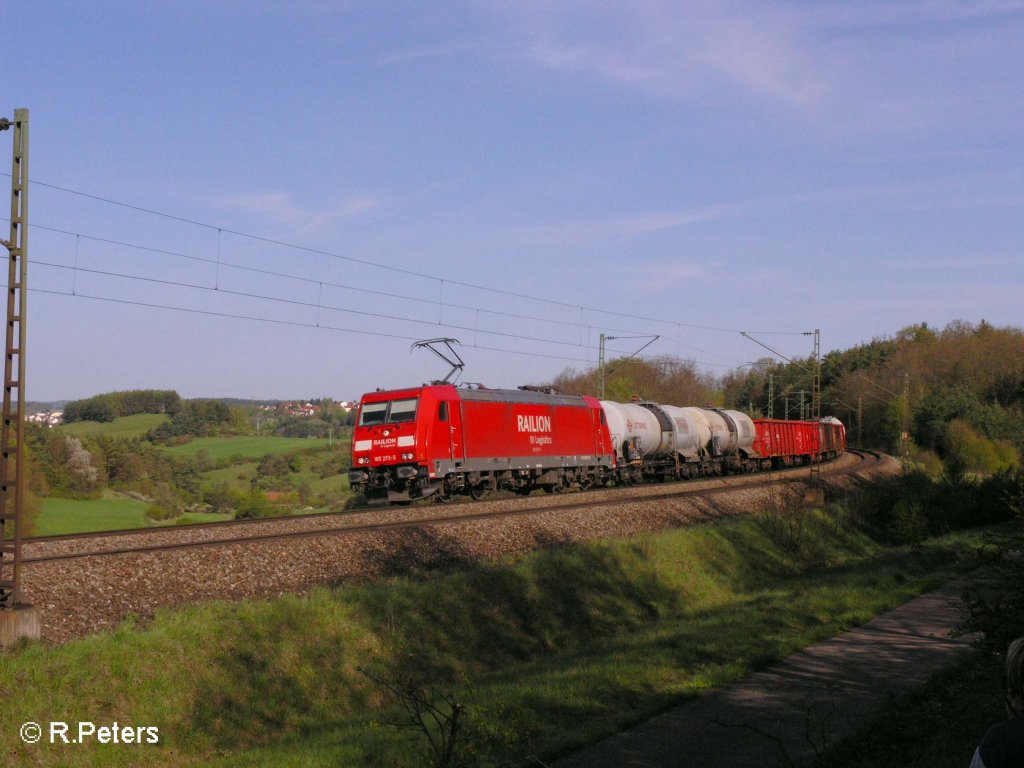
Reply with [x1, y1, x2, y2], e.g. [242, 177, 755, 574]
[6, 1, 1023, 402]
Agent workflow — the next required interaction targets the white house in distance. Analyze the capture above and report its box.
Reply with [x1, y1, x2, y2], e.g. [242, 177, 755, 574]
[28, 410, 63, 426]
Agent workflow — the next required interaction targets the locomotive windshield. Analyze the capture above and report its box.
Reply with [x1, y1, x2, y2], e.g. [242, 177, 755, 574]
[358, 398, 419, 426]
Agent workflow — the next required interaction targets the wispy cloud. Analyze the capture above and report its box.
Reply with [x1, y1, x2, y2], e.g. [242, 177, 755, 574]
[507, 0, 826, 107]
[218, 192, 380, 233]
[489, 0, 1024, 135]
[521, 203, 736, 250]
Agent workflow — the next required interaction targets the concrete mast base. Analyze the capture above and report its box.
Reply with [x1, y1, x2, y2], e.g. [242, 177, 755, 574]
[0, 604, 40, 649]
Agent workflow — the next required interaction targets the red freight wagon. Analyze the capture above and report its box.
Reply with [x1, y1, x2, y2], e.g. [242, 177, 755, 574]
[752, 418, 847, 467]
[751, 419, 820, 467]
[819, 417, 847, 456]
[349, 384, 614, 503]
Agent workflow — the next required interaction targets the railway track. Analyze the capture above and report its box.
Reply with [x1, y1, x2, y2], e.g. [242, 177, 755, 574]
[23, 450, 880, 566]
[21, 449, 891, 644]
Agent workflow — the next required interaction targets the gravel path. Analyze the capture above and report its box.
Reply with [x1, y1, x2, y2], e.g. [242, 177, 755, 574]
[554, 578, 972, 768]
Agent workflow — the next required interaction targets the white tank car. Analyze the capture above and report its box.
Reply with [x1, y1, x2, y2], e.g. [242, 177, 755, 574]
[700, 409, 756, 456]
[726, 410, 756, 453]
[599, 400, 665, 460]
[656, 405, 712, 460]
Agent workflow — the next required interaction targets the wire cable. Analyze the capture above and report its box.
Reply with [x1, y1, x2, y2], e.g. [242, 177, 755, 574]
[8, 174, 812, 337]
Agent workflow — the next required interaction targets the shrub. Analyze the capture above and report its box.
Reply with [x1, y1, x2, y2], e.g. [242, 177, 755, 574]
[887, 499, 928, 546]
[232, 489, 276, 519]
[146, 504, 179, 522]
[960, 474, 1024, 650]
[943, 420, 1019, 475]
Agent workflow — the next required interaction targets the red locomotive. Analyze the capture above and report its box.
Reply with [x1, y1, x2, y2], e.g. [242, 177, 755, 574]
[348, 384, 847, 503]
[349, 384, 615, 503]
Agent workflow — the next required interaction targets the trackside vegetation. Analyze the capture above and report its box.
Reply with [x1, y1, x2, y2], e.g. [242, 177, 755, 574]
[3, 471, 1021, 768]
[823, 474, 1024, 768]
[22, 391, 355, 535]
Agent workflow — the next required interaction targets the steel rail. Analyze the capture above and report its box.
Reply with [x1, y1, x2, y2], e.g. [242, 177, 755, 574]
[22, 452, 880, 566]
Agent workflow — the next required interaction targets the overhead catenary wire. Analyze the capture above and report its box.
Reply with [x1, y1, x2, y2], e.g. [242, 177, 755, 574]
[5, 174, 812, 337]
[5, 175, 817, 375]
[17, 215, 755, 369]
[29, 259, 743, 369]
[24, 220, 696, 343]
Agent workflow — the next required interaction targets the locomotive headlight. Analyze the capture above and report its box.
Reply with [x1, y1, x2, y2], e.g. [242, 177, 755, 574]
[401, 452, 414, 460]
[358, 457, 369, 465]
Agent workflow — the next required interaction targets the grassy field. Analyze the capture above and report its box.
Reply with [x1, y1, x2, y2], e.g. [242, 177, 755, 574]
[34, 494, 233, 536]
[43, 417, 353, 521]
[56, 413, 169, 439]
[0, 505, 999, 768]
[159, 435, 338, 461]
[35, 494, 152, 535]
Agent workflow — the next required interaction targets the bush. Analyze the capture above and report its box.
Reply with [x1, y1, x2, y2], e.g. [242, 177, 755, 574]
[960, 472, 1024, 651]
[146, 504, 179, 522]
[855, 469, 1023, 544]
[943, 420, 1019, 475]
[232, 489, 276, 519]
[887, 499, 928, 546]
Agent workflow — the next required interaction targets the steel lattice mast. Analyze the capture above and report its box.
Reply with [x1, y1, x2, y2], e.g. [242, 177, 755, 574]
[0, 108, 28, 610]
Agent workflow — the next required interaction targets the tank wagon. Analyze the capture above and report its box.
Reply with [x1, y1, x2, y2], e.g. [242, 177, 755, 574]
[348, 384, 847, 504]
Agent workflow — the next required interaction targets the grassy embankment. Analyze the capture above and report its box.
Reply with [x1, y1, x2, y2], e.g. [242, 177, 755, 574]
[1, 500, 999, 768]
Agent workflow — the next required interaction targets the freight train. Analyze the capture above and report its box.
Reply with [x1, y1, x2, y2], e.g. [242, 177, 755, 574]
[347, 383, 846, 504]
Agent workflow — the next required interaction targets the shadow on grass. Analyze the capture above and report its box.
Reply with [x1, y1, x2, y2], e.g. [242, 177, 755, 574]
[184, 509, 980, 760]
[188, 597, 371, 749]
[354, 542, 681, 677]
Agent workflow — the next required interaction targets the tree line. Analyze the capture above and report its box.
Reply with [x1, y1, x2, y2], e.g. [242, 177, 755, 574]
[62, 390, 181, 423]
[548, 320, 1023, 474]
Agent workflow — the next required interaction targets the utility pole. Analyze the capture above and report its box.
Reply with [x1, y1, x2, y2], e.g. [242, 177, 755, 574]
[809, 329, 821, 485]
[738, 327, 822, 485]
[902, 372, 911, 470]
[598, 333, 658, 399]
[767, 373, 774, 419]
[0, 109, 38, 645]
[857, 396, 863, 447]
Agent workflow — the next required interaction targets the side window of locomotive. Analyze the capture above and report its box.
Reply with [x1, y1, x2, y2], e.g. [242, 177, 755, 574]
[359, 402, 388, 426]
[438, 401, 449, 423]
[390, 398, 419, 423]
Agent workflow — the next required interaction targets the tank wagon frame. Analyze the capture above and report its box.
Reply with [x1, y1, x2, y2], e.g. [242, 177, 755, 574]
[348, 384, 847, 504]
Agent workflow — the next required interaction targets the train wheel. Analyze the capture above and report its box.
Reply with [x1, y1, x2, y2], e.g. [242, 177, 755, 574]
[470, 484, 489, 500]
